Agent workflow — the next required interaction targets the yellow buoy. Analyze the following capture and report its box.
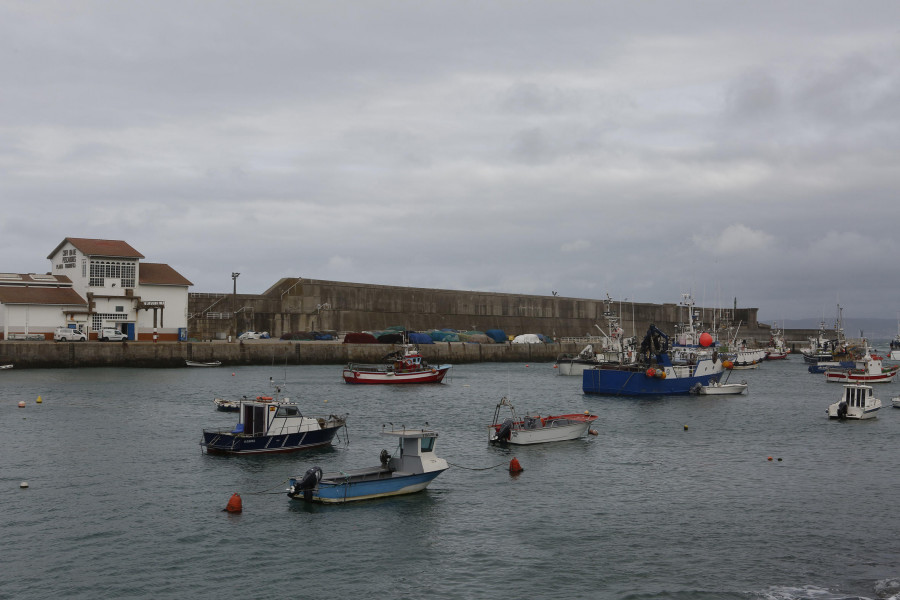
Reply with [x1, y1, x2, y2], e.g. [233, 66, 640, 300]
[36, 396, 42, 404]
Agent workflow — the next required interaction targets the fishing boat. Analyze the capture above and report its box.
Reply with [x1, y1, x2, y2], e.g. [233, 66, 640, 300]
[186, 360, 222, 367]
[488, 396, 598, 444]
[823, 349, 899, 383]
[801, 319, 838, 364]
[764, 323, 790, 360]
[583, 324, 724, 396]
[0, 364, 12, 370]
[343, 344, 451, 384]
[287, 426, 448, 503]
[693, 378, 748, 395]
[200, 385, 347, 455]
[556, 297, 636, 375]
[890, 318, 900, 360]
[827, 384, 881, 419]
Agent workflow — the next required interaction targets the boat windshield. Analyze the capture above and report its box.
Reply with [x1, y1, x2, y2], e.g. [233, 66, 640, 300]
[421, 437, 435, 452]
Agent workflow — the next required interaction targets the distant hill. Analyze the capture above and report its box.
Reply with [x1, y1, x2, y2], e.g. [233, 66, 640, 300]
[767, 318, 898, 340]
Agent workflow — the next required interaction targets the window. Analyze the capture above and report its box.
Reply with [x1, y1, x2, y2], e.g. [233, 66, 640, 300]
[115, 306, 124, 312]
[421, 436, 435, 452]
[92, 313, 129, 331]
[89, 260, 136, 288]
[276, 406, 301, 417]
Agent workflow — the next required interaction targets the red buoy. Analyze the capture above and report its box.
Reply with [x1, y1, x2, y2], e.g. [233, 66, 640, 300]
[224, 493, 242, 513]
[699, 332, 713, 347]
[646, 368, 656, 378]
[509, 457, 523, 474]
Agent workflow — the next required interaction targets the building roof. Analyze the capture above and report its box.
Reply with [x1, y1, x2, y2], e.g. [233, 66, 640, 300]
[0, 287, 87, 306]
[47, 238, 145, 260]
[0, 273, 73, 286]
[139, 263, 193, 287]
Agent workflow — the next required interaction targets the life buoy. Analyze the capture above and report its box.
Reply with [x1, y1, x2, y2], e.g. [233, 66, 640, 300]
[256, 396, 273, 401]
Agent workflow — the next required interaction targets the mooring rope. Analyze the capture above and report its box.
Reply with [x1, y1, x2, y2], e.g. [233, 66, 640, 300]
[447, 461, 508, 471]
[244, 478, 291, 495]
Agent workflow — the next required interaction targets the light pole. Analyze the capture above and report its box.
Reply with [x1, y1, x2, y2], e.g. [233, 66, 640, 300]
[231, 272, 240, 341]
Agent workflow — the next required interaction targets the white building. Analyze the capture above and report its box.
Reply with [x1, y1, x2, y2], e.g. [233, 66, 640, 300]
[0, 237, 192, 341]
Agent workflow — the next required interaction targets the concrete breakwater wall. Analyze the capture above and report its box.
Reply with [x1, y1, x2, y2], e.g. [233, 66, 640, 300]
[1, 340, 595, 369]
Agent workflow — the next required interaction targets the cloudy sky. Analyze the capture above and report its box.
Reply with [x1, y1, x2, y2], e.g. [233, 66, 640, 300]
[2, 1, 899, 322]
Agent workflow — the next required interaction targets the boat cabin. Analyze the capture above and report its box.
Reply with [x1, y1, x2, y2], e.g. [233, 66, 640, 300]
[841, 384, 875, 409]
[383, 429, 444, 474]
[233, 398, 308, 436]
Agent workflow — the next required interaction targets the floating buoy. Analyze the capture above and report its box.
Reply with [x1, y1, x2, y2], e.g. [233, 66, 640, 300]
[17, 401, 25, 408]
[767, 456, 773, 461]
[509, 458, 523, 474]
[589, 429, 598, 436]
[232, 372, 236, 376]
[553, 365, 558, 369]
[20, 481, 28, 488]
[36, 396, 42, 404]
[525, 364, 529, 368]
[777, 458, 782, 462]
[684, 425, 688, 430]
[224, 493, 242, 513]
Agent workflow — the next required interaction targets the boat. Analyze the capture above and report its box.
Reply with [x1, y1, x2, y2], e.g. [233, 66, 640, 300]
[583, 324, 724, 396]
[764, 323, 790, 360]
[186, 360, 222, 367]
[826, 384, 881, 419]
[200, 384, 347, 455]
[488, 396, 598, 444]
[0, 364, 12, 370]
[890, 317, 900, 360]
[286, 426, 448, 503]
[823, 348, 900, 383]
[213, 397, 242, 411]
[693, 378, 748, 395]
[892, 396, 900, 409]
[556, 296, 636, 375]
[343, 344, 451, 384]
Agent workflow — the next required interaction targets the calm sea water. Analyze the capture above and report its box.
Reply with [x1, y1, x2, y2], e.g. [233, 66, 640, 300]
[3, 350, 900, 600]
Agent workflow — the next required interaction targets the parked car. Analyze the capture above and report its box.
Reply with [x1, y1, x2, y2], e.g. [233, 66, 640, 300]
[54, 327, 87, 342]
[98, 328, 128, 342]
[238, 331, 270, 340]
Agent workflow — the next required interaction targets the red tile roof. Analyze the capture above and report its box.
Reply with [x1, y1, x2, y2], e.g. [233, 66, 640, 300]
[47, 238, 144, 259]
[0, 287, 87, 306]
[139, 263, 193, 286]
[0, 273, 73, 285]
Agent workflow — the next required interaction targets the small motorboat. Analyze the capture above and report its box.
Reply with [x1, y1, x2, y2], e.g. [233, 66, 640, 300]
[892, 396, 900, 409]
[213, 397, 242, 412]
[827, 384, 881, 420]
[343, 344, 451, 384]
[693, 379, 748, 395]
[187, 360, 222, 367]
[0, 364, 12, 370]
[488, 396, 598, 445]
[201, 384, 347, 455]
[287, 426, 448, 503]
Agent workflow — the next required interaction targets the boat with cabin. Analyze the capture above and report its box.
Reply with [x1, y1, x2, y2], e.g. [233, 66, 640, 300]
[823, 348, 899, 383]
[287, 426, 448, 503]
[488, 396, 598, 444]
[583, 324, 724, 396]
[764, 323, 790, 360]
[827, 384, 881, 419]
[555, 297, 635, 375]
[343, 344, 451, 384]
[890, 318, 900, 360]
[201, 384, 347, 455]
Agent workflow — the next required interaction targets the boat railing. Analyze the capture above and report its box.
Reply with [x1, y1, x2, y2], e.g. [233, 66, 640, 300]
[345, 362, 391, 373]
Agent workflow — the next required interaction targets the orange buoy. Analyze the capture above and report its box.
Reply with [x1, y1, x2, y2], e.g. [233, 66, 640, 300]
[767, 457, 773, 461]
[509, 457, 523, 474]
[723, 360, 734, 370]
[589, 429, 599, 436]
[224, 493, 242, 513]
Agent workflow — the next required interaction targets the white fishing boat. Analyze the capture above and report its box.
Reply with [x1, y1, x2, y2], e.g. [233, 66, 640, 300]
[890, 317, 900, 360]
[892, 396, 900, 409]
[824, 348, 899, 383]
[555, 296, 635, 375]
[826, 384, 881, 419]
[186, 360, 222, 367]
[488, 396, 598, 445]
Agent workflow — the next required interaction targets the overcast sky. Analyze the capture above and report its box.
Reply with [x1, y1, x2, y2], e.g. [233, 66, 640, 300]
[2, 1, 899, 322]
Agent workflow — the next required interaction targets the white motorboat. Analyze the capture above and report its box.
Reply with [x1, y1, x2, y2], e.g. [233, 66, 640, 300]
[891, 396, 900, 409]
[826, 384, 881, 420]
[694, 379, 748, 395]
[488, 396, 598, 444]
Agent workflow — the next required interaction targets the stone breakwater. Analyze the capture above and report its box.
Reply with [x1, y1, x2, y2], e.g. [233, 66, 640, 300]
[1, 340, 583, 369]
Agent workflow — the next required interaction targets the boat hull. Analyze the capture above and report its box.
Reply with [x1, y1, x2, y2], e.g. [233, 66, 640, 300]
[583, 364, 721, 396]
[292, 469, 446, 503]
[496, 421, 593, 444]
[201, 425, 343, 455]
[827, 405, 880, 419]
[555, 360, 596, 376]
[697, 383, 747, 395]
[342, 365, 451, 384]
[824, 369, 899, 383]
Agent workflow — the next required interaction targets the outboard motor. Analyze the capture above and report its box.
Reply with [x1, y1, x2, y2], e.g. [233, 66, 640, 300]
[495, 418, 514, 442]
[294, 466, 323, 501]
[836, 401, 848, 419]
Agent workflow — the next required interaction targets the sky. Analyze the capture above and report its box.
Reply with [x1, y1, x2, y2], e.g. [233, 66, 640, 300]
[2, 1, 899, 323]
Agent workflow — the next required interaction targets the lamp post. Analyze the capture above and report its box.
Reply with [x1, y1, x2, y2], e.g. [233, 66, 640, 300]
[231, 272, 240, 341]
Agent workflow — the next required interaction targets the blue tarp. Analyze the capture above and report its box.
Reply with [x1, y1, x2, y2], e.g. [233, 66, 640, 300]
[408, 332, 434, 344]
[485, 329, 507, 343]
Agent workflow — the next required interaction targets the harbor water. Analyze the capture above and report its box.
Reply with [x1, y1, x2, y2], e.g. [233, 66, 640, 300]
[3, 354, 900, 599]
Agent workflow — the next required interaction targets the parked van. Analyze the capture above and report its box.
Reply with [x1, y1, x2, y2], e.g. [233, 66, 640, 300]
[54, 327, 87, 342]
[98, 328, 128, 342]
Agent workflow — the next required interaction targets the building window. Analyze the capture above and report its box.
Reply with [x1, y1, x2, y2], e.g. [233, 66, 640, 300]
[115, 306, 124, 312]
[89, 260, 136, 288]
[82, 259, 87, 278]
[92, 313, 129, 331]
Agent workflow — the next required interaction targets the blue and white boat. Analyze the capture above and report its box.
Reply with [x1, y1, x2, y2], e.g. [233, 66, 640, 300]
[583, 324, 724, 396]
[287, 426, 448, 503]
[201, 385, 347, 455]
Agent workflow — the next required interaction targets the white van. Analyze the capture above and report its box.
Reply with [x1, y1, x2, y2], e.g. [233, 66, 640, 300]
[54, 327, 87, 342]
[99, 328, 128, 342]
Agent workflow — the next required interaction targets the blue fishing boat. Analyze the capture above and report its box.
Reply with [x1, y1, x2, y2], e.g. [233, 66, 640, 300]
[583, 324, 724, 396]
[287, 426, 448, 503]
[200, 385, 347, 455]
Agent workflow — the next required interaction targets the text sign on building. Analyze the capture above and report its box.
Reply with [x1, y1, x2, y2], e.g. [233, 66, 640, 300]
[61, 248, 77, 268]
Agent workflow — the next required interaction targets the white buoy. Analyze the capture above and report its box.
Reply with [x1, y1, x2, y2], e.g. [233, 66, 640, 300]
[17, 401, 26, 408]
[20, 481, 28, 488]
